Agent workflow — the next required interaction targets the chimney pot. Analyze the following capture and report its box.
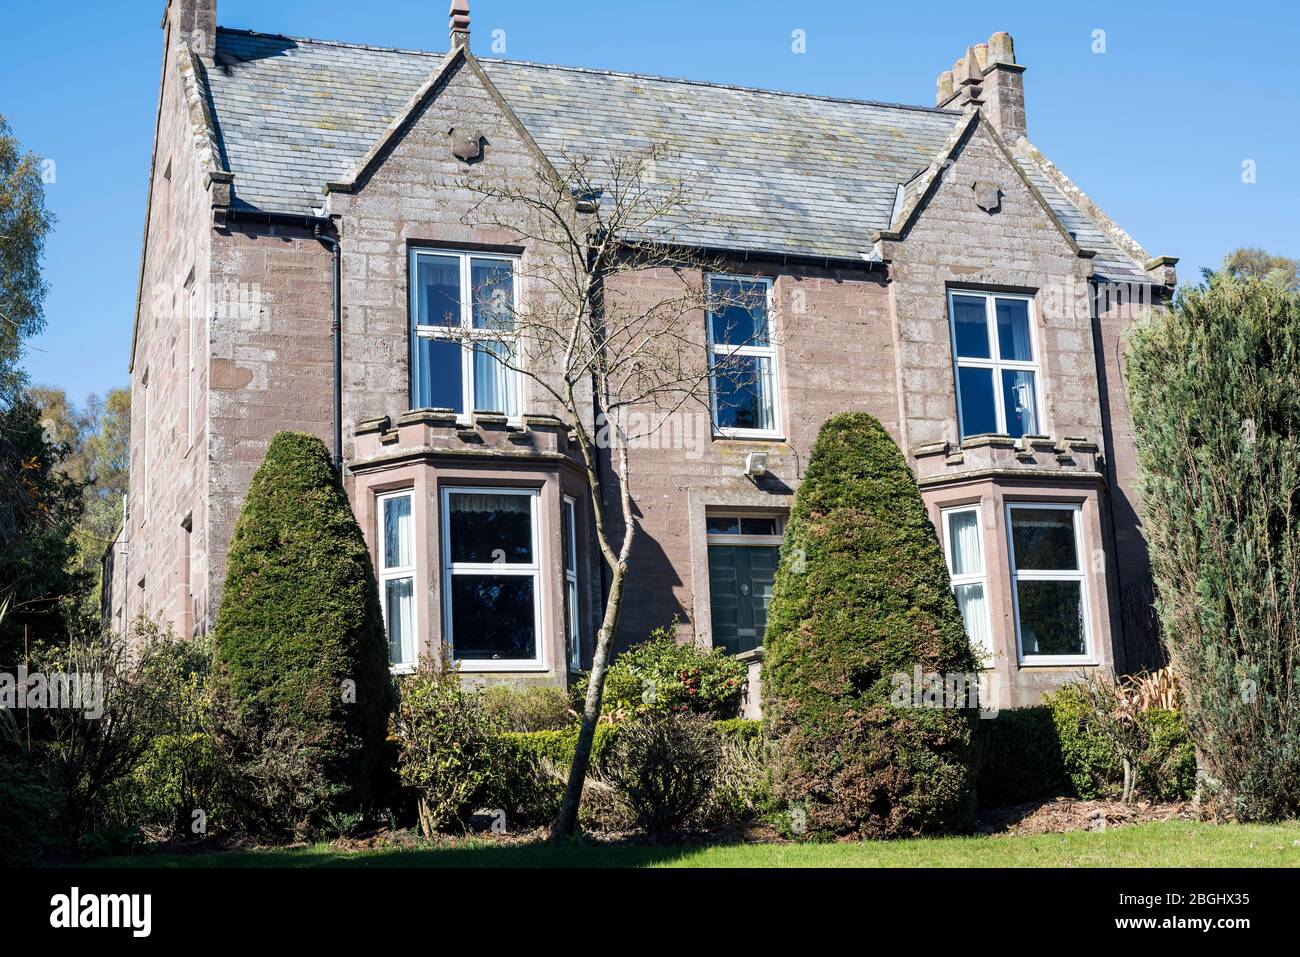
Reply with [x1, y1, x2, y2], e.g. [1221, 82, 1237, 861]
[936, 70, 954, 105]
[982, 33, 1026, 143]
[450, 0, 470, 50]
[972, 43, 988, 71]
[988, 32, 1016, 66]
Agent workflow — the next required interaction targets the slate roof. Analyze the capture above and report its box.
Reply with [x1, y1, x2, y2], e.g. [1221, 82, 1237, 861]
[204, 27, 1149, 279]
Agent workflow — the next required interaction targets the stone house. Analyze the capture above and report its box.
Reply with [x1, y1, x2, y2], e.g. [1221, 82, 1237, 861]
[109, 0, 1176, 711]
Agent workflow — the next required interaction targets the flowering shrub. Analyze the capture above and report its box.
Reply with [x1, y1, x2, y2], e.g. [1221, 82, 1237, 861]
[581, 623, 747, 720]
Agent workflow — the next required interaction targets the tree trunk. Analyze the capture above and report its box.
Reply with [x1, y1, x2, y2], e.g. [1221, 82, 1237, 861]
[551, 562, 627, 838]
[1121, 756, 1134, 805]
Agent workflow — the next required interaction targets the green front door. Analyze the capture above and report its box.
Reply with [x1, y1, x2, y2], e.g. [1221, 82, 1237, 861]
[708, 544, 780, 655]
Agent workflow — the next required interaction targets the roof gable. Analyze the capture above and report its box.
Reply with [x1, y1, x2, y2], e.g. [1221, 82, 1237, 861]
[884, 111, 1086, 261]
[203, 27, 1155, 277]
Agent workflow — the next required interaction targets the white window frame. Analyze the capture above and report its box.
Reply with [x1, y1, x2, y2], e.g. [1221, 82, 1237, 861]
[563, 495, 582, 672]
[378, 490, 419, 671]
[705, 511, 786, 547]
[440, 486, 545, 672]
[948, 289, 1044, 439]
[940, 504, 993, 667]
[409, 248, 523, 422]
[1006, 502, 1094, 666]
[707, 274, 781, 440]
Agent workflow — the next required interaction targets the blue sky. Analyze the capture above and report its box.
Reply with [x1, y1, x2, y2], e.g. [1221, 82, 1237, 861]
[4, 0, 1297, 405]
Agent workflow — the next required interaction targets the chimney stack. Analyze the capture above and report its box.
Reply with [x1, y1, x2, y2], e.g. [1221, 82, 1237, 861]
[166, 0, 217, 62]
[935, 31, 1027, 144]
[450, 0, 471, 50]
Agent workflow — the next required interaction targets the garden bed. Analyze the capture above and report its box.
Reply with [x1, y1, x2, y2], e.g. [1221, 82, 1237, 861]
[975, 799, 1195, 837]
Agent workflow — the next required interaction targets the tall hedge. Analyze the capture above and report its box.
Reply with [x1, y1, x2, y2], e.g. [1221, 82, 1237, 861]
[762, 412, 979, 838]
[212, 432, 394, 811]
[1125, 273, 1300, 820]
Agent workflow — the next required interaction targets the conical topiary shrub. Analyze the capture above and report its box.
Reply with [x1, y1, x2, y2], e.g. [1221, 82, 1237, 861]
[762, 412, 979, 838]
[212, 431, 394, 817]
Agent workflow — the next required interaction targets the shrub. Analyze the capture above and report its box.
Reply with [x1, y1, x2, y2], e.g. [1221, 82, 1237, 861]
[211, 432, 394, 817]
[1125, 272, 1300, 820]
[497, 720, 771, 831]
[975, 707, 1069, 806]
[501, 724, 621, 769]
[1046, 683, 1122, 800]
[762, 413, 979, 838]
[120, 732, 223, 842]
[36, 619, 194, 834]
[1045, 679, 1198, 803]
[107, 631, 223, 842]
[206, 680, 348, 841]
[583, 622, 746, 720]
[482, 684, 577, 732]
[714, 717, 762, 741]
[699, 727, 775, 826]
[0, 749, 62, 866]
[604, 714, 721, 838]
[1141, 709, 1197, 802]
[495, 725, 620, 826]
[392, 662, 508, 834]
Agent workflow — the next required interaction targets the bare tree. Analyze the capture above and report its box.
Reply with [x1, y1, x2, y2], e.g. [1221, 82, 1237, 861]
[456, 143, 769, 837]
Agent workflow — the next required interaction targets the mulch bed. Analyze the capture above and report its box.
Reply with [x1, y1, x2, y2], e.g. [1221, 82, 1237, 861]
[975, 798, 1195, 837]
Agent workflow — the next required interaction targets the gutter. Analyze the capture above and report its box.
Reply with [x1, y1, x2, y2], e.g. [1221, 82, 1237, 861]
[313, 222, 344, 473]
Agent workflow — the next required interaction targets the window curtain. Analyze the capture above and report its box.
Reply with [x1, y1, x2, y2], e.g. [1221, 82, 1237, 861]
[996, 299, 1033, 361]
[473, 342, 518, 416]
[948, 511, 982, 575]
[449, 492, 531, 516]
[955, 583, 991, 659]
[383, 496, 413, 569]
[385, 577, 415, 665]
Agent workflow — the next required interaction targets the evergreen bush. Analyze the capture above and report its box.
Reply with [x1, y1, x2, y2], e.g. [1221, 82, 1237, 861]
[211, 432, 394, 820]
[1125, 273, 1300, 819]
[762, 413, 979, 838]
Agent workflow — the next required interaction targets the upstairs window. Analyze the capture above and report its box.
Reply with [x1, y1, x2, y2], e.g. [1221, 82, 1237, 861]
[948, 291, 1040, 439]
[708, 276, 779, 437]
[410, 249, 519, 418]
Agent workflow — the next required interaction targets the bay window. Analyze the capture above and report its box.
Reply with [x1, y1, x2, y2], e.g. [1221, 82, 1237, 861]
[1007, 503, 1091, 663]
[410, 249, 519, 417]
[378, 491, 417, 668]
[949, 290, 1041, 439]
[941, 505, 992, 664]
[562, 495, 582, 671]
[441, 487, 543, 670]
[708, 276, 778, 436]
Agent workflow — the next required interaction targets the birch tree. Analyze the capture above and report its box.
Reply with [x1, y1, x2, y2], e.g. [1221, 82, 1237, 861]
[457, 144, 767, 837]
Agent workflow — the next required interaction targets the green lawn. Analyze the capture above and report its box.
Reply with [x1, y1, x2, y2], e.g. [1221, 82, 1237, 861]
[93, 820, 1300, 868]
